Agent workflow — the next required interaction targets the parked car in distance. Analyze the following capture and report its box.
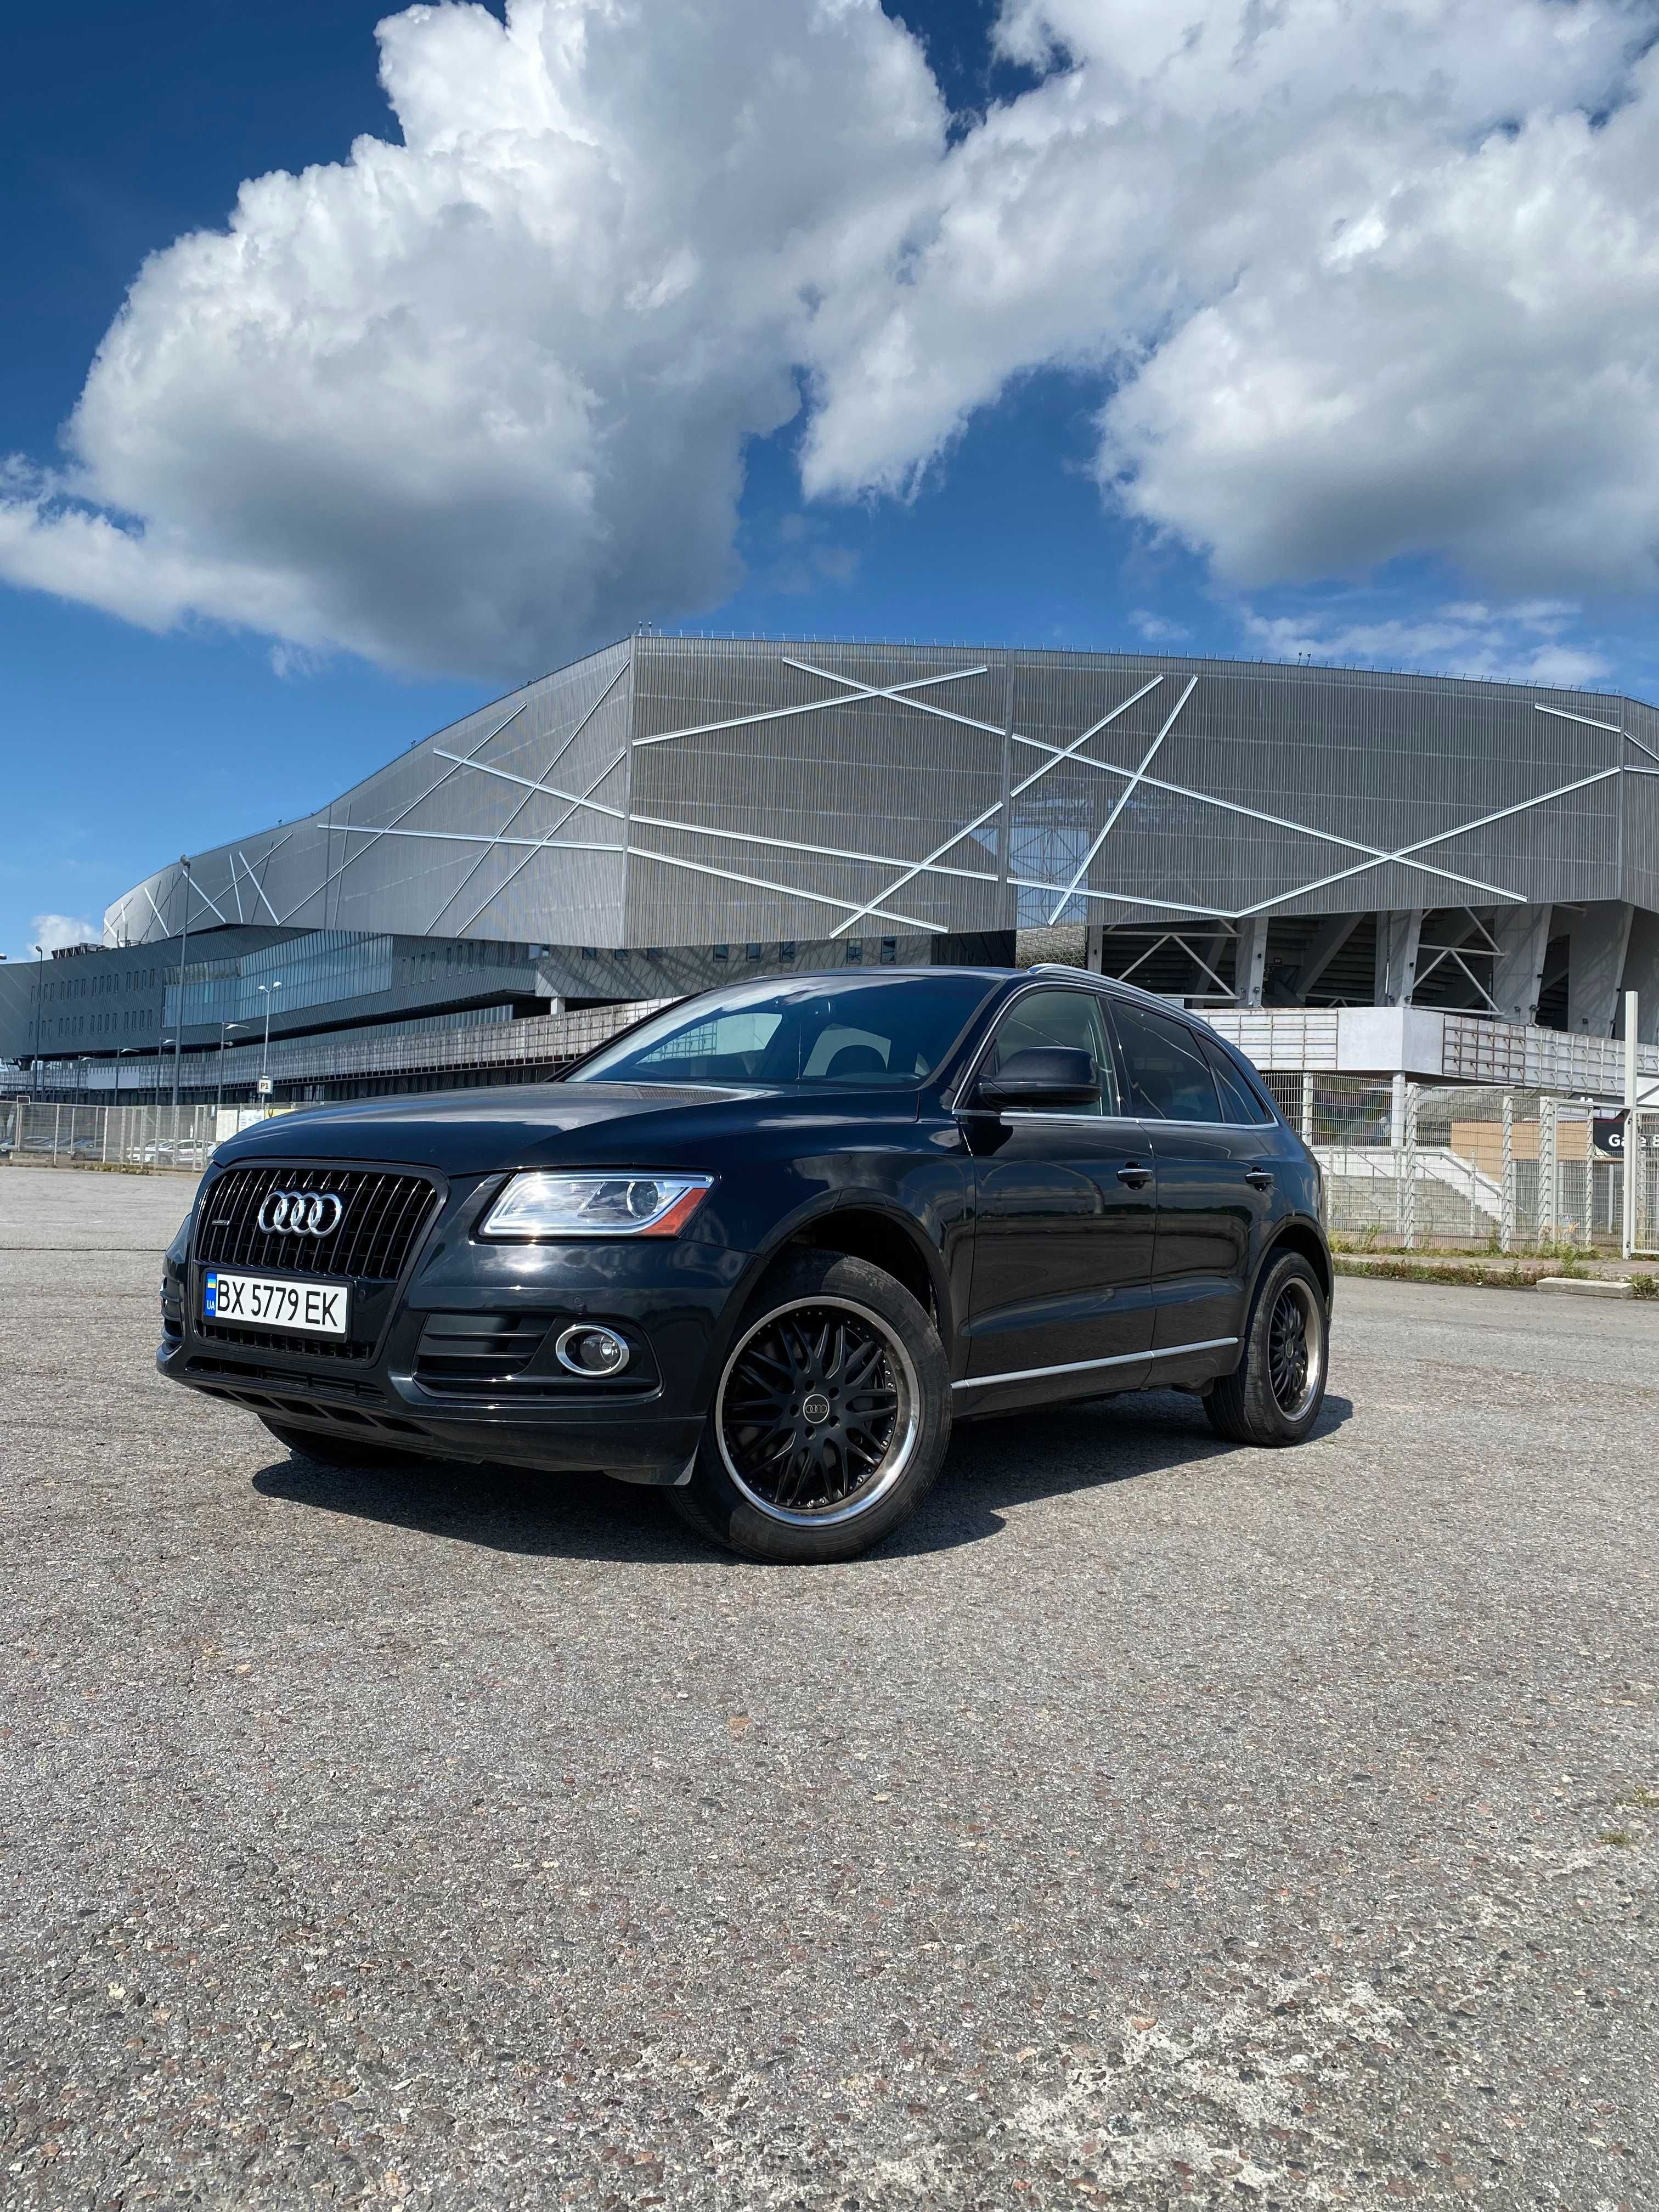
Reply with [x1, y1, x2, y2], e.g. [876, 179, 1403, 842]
[158, 966, 1331, 1562]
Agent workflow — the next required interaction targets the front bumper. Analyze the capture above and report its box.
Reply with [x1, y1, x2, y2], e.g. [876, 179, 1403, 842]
[159, 1167, 751, 1483]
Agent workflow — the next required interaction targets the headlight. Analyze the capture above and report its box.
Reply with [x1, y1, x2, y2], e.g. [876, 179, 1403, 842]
[480, 1171, 713, 1239]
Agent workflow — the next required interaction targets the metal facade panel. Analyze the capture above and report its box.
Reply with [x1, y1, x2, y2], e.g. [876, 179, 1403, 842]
[107, 641, 634, 951]
[106, 634, 1656, 951]
[627, 636, 1011, 943]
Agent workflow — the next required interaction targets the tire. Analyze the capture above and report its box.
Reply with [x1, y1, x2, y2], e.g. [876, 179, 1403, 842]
[1205, 1251, 1329, 1447]
[672, 1249, 952, 1563]
[257, 1417, 426, 1472]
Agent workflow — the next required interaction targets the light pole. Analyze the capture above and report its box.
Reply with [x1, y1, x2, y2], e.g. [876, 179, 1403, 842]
[31, 943, 45, 1101]
[216, 1020, 249, 1121]
[258, 981, 281, 1081]
[170, 857, 193, 1110]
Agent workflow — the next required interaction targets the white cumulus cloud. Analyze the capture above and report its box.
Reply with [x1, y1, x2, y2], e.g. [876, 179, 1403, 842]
[805, 0, 1659, 600]
[2, 0, 1658, 676]
[29, 913, 102, 955]
[0, 0, 942, 678]
[1239, 597, 1612, 687]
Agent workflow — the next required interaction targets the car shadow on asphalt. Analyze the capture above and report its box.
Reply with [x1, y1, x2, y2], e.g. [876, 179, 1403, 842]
[890, 1387, 1355, 1556]
[250, 1389, 1353, 1564]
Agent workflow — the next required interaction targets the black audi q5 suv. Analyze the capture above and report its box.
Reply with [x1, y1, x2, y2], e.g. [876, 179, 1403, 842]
[159, 966, 1331, 1562]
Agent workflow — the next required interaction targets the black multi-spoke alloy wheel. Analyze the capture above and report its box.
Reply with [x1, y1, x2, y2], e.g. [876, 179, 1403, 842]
[258, 1417, 428, 1472]
[674, 1250, 951, 1562]
[1205, 1251, 1329, 1447]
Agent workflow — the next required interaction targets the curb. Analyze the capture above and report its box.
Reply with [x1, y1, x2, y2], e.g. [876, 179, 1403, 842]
[1536, 1276, 1635, 1299]
[1333, 1259, 1550, 1290]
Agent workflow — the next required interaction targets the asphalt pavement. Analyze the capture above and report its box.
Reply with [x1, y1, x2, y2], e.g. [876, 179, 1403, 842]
[2, 1164, 1655, 2209]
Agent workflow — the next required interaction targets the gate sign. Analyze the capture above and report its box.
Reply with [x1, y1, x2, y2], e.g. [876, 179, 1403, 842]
[1593, 1110, 1627, 1158]
[256, 1075, 274, 1099]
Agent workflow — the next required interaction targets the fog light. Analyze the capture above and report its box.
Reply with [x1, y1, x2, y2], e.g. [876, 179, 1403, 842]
[554, 1324, 631, 1377]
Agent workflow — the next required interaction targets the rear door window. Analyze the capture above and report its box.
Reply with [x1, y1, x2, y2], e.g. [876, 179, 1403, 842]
[1109, 1002, 1222, 1122]
[1204, 1039, 1274, 1126]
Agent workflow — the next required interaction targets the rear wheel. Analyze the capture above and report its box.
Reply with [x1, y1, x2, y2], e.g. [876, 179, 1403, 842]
[672, 1250, 951, 1562]
[257, 1417, 427, 1471]
[1205, 1251, 1328, 1447]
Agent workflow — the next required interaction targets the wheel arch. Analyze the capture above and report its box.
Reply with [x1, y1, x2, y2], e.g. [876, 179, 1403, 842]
[778, 1201, 945, 1328]
[699, 1199, 949, 1407]
[1255, 1216, 1332, 1306]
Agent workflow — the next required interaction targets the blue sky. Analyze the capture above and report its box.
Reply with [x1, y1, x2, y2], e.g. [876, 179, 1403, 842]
[3, 0, 1657, 961]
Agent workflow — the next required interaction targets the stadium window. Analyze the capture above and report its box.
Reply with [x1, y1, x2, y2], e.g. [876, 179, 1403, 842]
[713, 945, 729, 962]
[780, 942, 795, 962]
[879, 938, 897, 964]
[746, 944, 762, 961]
[845, 942, 863, 964]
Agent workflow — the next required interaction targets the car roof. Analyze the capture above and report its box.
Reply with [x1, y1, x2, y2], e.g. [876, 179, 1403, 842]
[868, 962, 1215, 1021]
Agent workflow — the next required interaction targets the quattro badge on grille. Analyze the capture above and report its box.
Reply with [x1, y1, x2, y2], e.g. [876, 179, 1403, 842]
[256, 1189, 345, 1236]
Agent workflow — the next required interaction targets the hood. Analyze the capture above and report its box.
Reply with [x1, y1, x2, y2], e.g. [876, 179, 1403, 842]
[211, 1079, 916, 1175]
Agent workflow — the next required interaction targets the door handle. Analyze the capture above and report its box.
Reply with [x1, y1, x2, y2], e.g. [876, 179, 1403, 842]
[1116, 1164, 1152, 1188]
[1245, 1169, 1273, 1190]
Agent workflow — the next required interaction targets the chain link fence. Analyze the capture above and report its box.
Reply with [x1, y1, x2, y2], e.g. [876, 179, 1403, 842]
[1261, 1074, 1629, 1251]
[1, 1100, 221, 1172]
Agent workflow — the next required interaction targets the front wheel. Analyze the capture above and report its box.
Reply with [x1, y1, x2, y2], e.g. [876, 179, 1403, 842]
[1205, 1251, 1329, 1446]
[672, 1250, 952, 1562]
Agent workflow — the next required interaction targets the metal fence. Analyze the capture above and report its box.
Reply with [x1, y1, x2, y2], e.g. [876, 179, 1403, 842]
[1626, 1108, 1659, 1256]
[1, 995, 673, 1105]
[1, 1100, 220, 1172]
[1260, 1075, 1630, 1251]
[2, 1075, 1639, 1246]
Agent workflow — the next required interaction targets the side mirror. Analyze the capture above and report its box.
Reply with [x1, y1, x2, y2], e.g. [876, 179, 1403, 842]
[974, 1046, 1101, 1111]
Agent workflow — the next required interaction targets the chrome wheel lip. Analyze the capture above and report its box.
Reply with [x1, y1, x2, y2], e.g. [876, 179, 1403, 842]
[1267, 1277, 1325, 1422]
[714, 1294, 921, 1528]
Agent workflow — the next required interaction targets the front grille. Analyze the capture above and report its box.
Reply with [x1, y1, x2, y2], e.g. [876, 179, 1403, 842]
[184, 1355, 388, 1402]
[196, 1321, 366, 1360]
[195, 1165, 439, 1281]
[415, 1312, 550, 1390]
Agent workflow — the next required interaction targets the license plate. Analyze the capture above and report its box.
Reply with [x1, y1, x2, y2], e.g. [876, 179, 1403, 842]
[202, 1269, 349, 1338]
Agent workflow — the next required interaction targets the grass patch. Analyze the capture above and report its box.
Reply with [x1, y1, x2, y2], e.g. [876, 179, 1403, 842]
[1334, 1256, 1555, 1290]
[1598, 1831, 1638, 1848]
[1618, 1787, 1659, 1810]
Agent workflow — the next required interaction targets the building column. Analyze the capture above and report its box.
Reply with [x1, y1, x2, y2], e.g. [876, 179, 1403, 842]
[1291, 911, 1361, 1003]
[1233, 916, 1269, 1007]
[1566, 901, 1634, 1036]
[1490, 904, 1552, 1024]
[1374, 910, 1424, 1006]
[1084, 923, 1104, 975]
[1617, 907, 1659, 1042]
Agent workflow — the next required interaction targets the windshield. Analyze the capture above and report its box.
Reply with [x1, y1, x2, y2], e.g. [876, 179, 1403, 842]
[565, 973, 997, 1090]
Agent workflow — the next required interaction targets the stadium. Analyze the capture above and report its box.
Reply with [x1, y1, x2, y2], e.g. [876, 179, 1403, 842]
[5, 631, 1659, 1105]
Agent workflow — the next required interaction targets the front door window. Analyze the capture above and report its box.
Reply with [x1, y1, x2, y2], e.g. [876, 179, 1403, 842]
[982, 988, 1119, 1115]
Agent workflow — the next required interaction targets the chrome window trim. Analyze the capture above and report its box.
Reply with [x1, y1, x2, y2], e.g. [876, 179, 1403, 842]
[955, 1335, 1239, 1391]
[994, 1110, 1151, 1130]
[996, 1109, 1275, 1136]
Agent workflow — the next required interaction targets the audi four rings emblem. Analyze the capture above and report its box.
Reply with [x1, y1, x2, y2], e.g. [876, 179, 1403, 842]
[257, 1189, 345, 1236]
